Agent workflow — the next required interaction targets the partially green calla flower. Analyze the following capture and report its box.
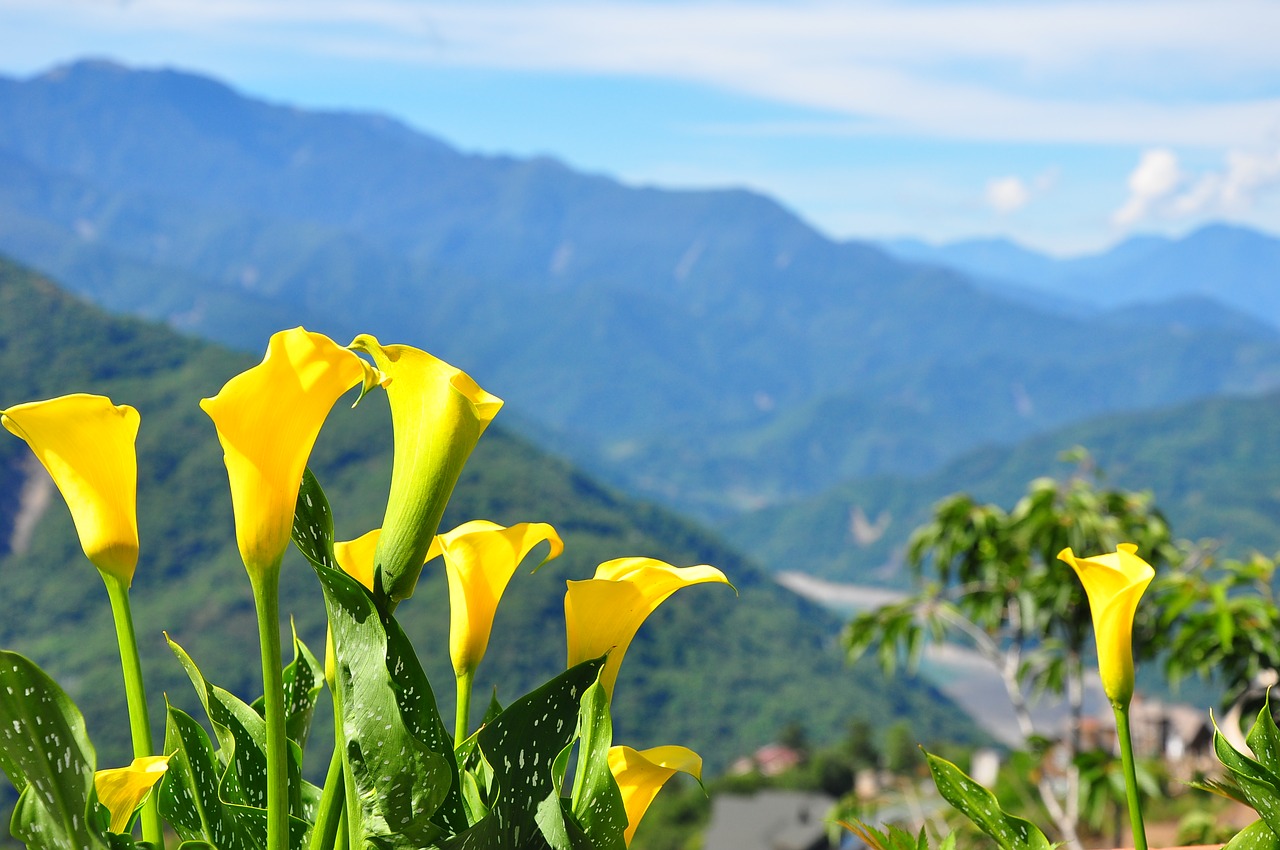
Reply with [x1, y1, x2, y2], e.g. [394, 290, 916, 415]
[1, 394, 140, 583]
[201, 327, 381, 577]
[565, 558, 731, 697]
[427, 520, 564, 679]
[1058, 543, 1155, 707]
[608, 745, 702, 846]
[348, 335, 502, 603]
[95, 754, 171, 834]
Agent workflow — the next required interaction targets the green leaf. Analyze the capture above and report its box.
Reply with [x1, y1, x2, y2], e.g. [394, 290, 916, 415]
[250, 626, 325, 756]
[1250, 695, 1280, 773]
[1215, 721, 1280, 834]
[1225, 819, 1280, 850]
[0, 651, 105, 850]
[158, 702, 263, 850]
[568, 681, 626, 850]
[441, 658, 606, 849]
[925, 751, 1052, 850]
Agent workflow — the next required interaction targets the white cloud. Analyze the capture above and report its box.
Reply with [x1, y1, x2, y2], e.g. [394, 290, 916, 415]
[1112, 148, 1182, 227]
[985, 176, 1031, 214]
[6, 0, 1280, 148]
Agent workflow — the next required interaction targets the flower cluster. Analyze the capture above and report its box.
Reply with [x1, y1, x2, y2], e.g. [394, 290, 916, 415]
[0, 327, 730, 850]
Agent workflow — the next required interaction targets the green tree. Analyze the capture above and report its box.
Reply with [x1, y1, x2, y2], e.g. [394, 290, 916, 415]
[844, 451, 1178, 849]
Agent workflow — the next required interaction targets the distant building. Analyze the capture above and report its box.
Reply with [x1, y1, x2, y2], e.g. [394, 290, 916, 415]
[704, 790, 836, 850]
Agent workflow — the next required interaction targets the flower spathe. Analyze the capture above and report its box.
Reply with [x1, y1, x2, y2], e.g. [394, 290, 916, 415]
[334, 528, 382, 592]
[1058, 543, 1155, 706]
[349, 335, 502, 604]
[1, 394, 140, 582]
[565, 558, 731, 697]
[608, 745, 702, 846]
[201, 327, 381, 577]
[428, 520, 564, 678]
[95, 755, 171, 834]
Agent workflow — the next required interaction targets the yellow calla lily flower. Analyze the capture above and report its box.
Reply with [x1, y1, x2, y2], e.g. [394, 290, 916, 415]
[565, 558, 731, 696]
[1058, 543, 1155, 706]
[334, 528, 382, 592]
[608, 745, 702, 846]
[349, 335, 503, 604]
[431, 520, 564, 678]
[95, 754, 171, 834]
[1, 394, 140, 583]
[201, 328, 380, 576]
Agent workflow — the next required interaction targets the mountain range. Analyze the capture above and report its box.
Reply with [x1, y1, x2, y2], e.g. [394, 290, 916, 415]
[2, 60, 1279, 524]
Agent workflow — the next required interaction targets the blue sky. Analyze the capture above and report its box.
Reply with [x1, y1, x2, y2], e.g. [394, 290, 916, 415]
[3, 0, 1280, 254]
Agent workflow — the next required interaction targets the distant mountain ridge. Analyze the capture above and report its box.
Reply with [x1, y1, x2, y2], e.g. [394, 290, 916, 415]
[3, 60, 1280, 521]
[883, 223, 1280, 329]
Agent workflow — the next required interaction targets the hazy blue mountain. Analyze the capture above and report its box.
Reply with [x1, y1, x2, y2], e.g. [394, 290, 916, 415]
[884, 225, 1280, 329]
[4, 60, 1280, 522]
[722, 388, 1280, 585]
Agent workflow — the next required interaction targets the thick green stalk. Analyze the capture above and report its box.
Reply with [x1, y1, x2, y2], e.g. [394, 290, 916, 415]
[250, 569, 290, 850]
[102, 572, 165, 849]
[454, 669, 473, 743]
[1112, 703, 1148, 850]
[309, 748, 346, 850]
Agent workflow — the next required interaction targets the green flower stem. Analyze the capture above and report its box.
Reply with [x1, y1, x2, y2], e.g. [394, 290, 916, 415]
[309, 747, 346, 850]
[102, 571, 165, 850]
[455, 668, 473, 743]
[250, 569, 289, 850]
[1112, 702, 1148, 850]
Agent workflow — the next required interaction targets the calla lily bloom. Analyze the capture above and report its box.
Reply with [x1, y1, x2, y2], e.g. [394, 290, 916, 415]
[608, 745, 702, 846]
[95, 755, 171, 834]
[1058, 543, 1155, 706]
[201, 328, 381, 576]
[565, 558, 731, 696]
[334, 528, 382, 592]
[349, 335, 503, 604]
[1, 394, 140, 583]
[428, 520, 564, 678]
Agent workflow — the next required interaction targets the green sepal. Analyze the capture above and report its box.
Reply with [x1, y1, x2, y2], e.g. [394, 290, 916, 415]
[441, 656, 606, 849]
[568, 680, 626, 849]
[1225, 819, 1280, 850]
[0, 650, 106, 850]
[925, 750, 1053, 850]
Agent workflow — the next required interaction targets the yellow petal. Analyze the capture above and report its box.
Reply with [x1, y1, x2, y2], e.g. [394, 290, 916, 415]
[1058, 543, 1155, 706]
[94, 755, 170, 834]
[201, 328, 377, 576]
[334, 528, 382, 592]
[349, 335, 503, 603]
[565, 559, 730, 696]
[435, 520, 563, 677]
[608, 745, 702, 846]
[2, 394, 139, 582]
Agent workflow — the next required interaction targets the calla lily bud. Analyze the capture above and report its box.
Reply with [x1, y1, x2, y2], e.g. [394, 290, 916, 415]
[348, 335, 502, 603]
[2, 394, 140, 583]
[201, 327, 380, 578]
[430, 520, 563, 679]
[565, 558, 731, 697]
[95, 755, 171, 834]
[1059, 543, 1155, 707]
[608, 745, 702, 846]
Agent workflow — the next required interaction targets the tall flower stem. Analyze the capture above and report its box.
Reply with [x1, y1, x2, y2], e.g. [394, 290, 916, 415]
[1112, 703, 1148, 850]
[250, 570, 289, 850]
[102, 572, 164, 849]
[454, 670, 473, 743]
[310, 748, 346, 850]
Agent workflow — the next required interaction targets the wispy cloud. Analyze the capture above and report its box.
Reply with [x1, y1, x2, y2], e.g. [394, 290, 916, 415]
[8, 0, 1280, 148]
[1113, 145, 1280, 227]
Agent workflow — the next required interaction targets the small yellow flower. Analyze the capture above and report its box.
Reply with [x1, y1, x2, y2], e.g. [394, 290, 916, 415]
[349, 335, 502, 603]
[201, 328, 379, 577]
[565, 558, 730, 696]
[608, 745, 702, 846]
[94, 755, 170, 834]
[428, 520, 563, 679]
[1058, 543, 1155, 706]
[1, 394, 140, 582]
